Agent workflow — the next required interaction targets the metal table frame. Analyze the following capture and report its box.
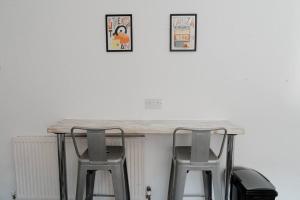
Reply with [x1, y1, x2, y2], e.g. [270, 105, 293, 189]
[55, 133, 235, 200]
[57, 134, 68, 200]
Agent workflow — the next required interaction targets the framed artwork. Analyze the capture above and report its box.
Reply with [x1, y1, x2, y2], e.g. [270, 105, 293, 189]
[105, 14, 133, 52]
[170, 14, 197, 51]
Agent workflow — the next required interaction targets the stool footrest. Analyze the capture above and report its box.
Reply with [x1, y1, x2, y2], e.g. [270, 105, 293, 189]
[93, 193, 115, 197]
[183, 194, 206, 197]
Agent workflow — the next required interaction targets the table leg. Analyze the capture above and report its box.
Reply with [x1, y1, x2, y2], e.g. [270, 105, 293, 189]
[224, 135, 235, 200]
[57, 134, 68, 200]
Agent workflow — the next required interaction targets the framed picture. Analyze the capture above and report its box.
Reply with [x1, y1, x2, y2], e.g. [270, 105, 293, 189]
[170, 14, 197, 51]
[106, 14, 133, 52]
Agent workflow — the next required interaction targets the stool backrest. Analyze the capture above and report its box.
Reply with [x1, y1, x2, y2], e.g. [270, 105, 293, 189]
[87, 129, 107, 161]
[191, 130, 211, 162]
[173, 127, 227, 162]
[70, 126, 125, 162]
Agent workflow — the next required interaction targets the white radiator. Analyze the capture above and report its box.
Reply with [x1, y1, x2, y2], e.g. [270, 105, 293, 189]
[13, 136, 145, 200]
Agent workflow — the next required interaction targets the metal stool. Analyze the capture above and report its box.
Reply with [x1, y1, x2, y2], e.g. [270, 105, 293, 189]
[71, 126, 130, 200]
[167, 127, 227, 200]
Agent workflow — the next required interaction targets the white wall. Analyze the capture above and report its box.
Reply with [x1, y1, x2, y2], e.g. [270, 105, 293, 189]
[0, 0, 300, 199]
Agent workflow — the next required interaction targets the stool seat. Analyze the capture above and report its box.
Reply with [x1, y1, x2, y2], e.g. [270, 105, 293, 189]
[175, 146, 218, 164]
[79, 146, 124, 163]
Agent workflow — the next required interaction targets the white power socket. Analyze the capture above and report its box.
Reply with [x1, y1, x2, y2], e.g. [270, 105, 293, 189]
[144, 99, 162, 110]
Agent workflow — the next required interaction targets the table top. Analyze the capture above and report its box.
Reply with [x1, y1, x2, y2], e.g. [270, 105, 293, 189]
[47, 119, 244, 135]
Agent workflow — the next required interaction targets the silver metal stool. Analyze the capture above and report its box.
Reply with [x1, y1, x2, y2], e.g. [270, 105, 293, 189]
[167, 127, 227, 200]
[71, 126, 130, 200]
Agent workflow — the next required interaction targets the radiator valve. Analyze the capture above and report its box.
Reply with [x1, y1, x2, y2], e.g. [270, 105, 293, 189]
[145, 186, 152, 200]
[11, 192, 16, 200]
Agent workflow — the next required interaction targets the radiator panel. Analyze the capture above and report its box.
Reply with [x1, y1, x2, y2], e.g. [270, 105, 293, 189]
[13, 136, 145, 200]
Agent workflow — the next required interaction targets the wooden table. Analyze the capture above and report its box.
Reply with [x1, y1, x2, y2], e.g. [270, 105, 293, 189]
[48, 119, 244, 200]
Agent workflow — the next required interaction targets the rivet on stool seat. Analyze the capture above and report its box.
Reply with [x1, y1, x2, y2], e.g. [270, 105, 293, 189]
[71, 126, 130, 200]
[167, 127, 227, 200]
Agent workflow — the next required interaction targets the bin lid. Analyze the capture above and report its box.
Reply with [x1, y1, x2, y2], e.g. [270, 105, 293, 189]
[233, 169, 278, 196]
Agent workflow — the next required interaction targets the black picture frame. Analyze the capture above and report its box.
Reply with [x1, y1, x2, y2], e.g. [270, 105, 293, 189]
[105, 14, 133, 52]
[170, 14, 197, 51]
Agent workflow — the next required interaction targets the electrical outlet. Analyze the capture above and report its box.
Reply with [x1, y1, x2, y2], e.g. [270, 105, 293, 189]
[144, 99, 162, 110]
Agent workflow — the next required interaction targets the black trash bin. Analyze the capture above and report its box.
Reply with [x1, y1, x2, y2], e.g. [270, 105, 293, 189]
[231, 167, 278, 200]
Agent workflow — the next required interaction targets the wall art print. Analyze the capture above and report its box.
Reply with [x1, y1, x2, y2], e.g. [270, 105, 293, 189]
[170, 14, 197, 51]
[106, 14, 133, 52]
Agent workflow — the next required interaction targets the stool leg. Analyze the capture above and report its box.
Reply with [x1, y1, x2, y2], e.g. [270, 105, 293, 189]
[111, 164, 125, 200]
[167, 159, 175, 200]
[86, 170, 96, 200]
[173, 164, 187, 200]
[212, 166, 223, 200]
[123, 159, 131, 200]
[75, 163, 86, 200]
[202, 171, 212, 200]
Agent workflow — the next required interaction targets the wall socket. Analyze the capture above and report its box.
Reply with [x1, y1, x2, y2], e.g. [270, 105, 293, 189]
[144, 99, 162, 110]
